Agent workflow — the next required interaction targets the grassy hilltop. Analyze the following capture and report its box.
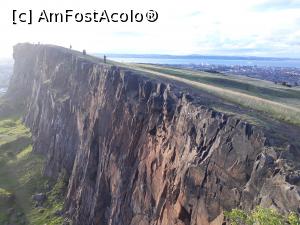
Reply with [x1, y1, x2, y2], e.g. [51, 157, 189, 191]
[129, 64, 300, 126]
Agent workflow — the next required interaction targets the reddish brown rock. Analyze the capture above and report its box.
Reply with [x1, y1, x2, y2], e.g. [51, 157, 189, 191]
[7, 43, 300, 225]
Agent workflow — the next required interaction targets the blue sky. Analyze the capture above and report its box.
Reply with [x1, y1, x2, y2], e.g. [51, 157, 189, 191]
[0, 0, 299, 58]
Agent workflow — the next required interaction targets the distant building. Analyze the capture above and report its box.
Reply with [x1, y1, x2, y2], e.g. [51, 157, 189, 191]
[83, 50, 86, 55]
[104, 55, 107, 63]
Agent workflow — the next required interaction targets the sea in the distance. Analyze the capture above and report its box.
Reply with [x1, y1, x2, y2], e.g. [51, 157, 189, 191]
[109, 57, 300, 68]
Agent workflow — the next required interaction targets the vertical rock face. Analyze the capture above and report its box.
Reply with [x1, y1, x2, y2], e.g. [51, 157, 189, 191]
[9, 44, 300, 225]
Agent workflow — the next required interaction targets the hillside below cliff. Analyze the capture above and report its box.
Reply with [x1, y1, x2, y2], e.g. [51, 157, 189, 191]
[4, 43, 300, 225]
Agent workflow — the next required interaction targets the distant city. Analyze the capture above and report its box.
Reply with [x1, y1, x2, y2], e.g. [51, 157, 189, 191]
[171, 64, 300, 87]
[107, 54, 300, 87]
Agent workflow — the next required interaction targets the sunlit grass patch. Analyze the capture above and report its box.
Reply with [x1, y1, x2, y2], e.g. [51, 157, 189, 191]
[15, 145, 32, 160]
[225, 207, 300, 225]
[0, 110, 66, 225]
[0, 187, 12, 197]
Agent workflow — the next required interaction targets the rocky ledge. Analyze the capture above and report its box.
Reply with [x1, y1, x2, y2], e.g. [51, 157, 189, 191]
[6, 43, 300, 225]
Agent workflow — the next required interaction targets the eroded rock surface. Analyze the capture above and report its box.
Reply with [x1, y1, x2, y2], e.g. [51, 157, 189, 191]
[7, 43, 300, 225]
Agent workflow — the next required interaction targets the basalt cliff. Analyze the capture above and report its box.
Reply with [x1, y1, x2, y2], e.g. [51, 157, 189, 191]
[6, 43, 300, 225]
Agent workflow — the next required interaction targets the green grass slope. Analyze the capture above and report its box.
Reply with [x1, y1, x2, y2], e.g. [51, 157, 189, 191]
[0, 114, 66, 225]
[129, 64, 300, 126]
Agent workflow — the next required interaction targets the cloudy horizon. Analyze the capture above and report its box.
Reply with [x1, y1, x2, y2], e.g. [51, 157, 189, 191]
[0, 0, 299, 59]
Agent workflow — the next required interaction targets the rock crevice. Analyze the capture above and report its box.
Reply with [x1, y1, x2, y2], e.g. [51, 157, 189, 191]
[7, 43, 300, 225]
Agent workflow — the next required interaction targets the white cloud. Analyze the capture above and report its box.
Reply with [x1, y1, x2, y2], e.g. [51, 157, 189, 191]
[0, 0, 299, 58]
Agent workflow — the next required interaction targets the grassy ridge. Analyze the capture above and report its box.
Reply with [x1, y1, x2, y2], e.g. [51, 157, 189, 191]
[130, 64, 300, 126]
[137, 65, 300, 103]
[0, 115, 65, 225]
